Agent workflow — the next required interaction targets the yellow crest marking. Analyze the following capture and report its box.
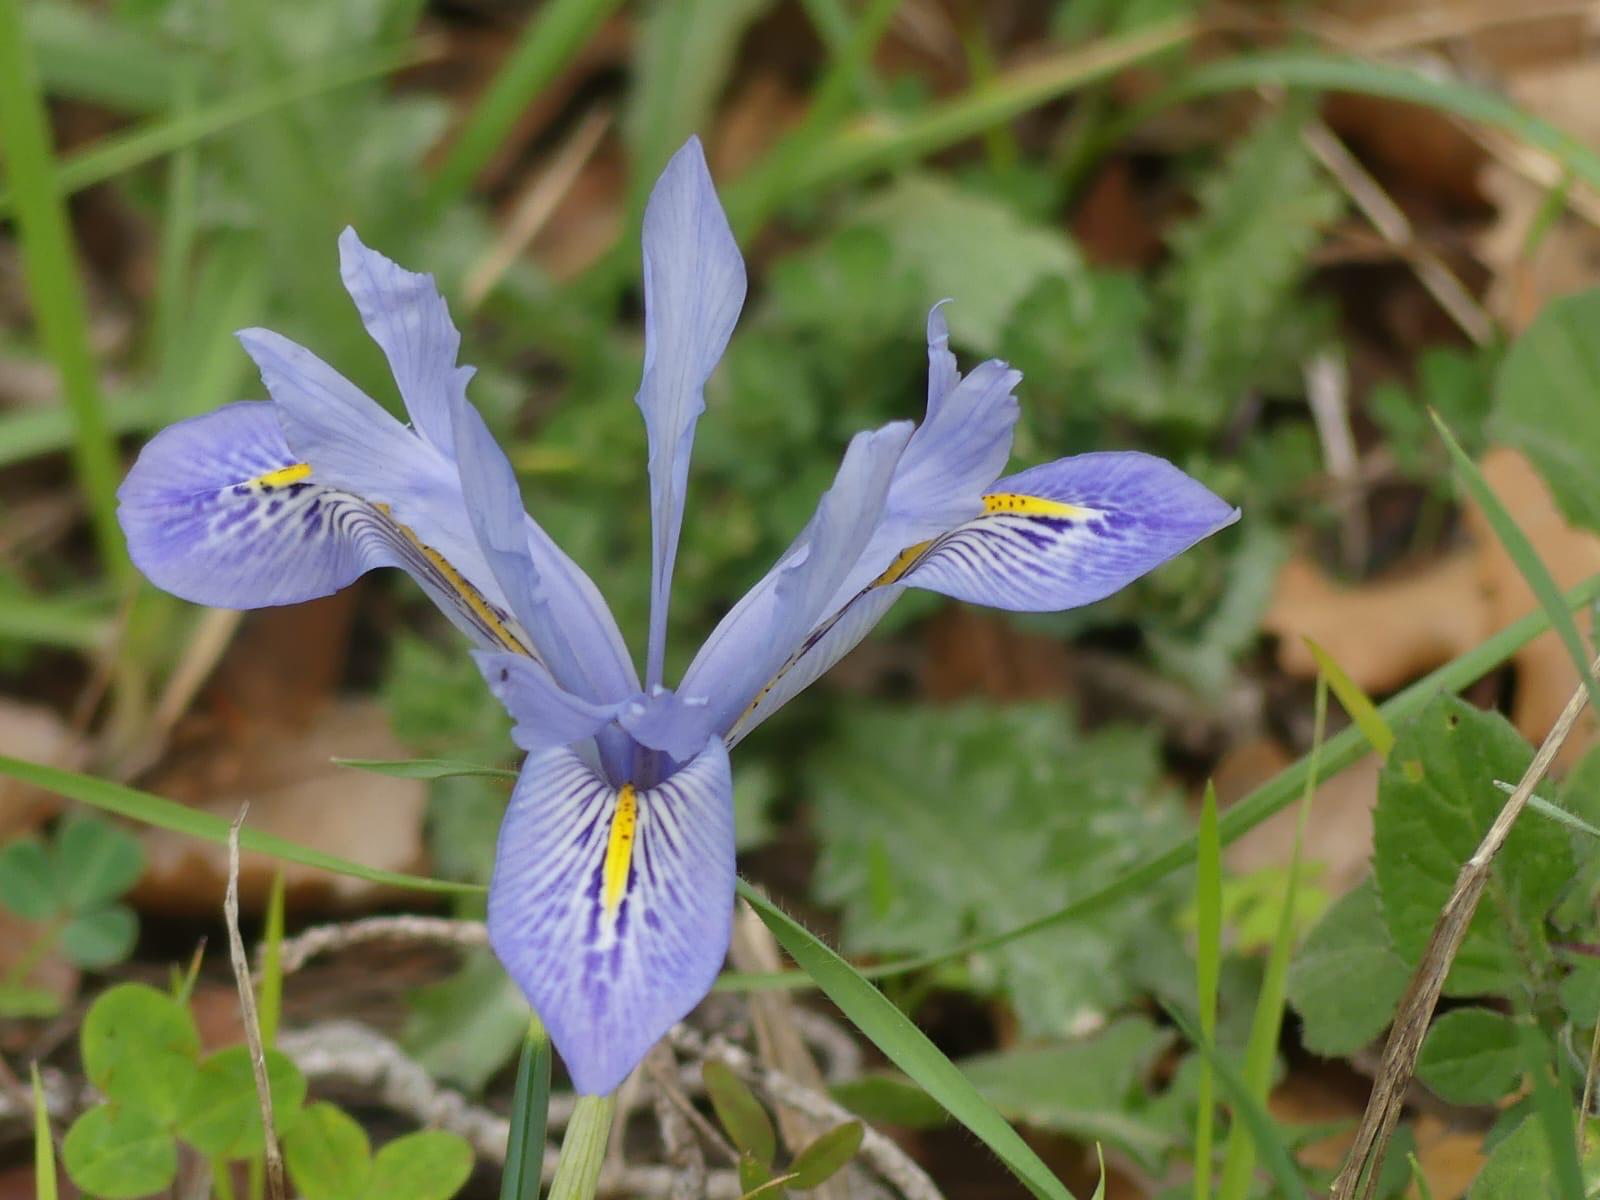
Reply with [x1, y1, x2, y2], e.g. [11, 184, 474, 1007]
[871, 539, 934, 588]
[982, 492, 1090, 519]
[254, 463, 312, 489]
[601, 785, 638, 917]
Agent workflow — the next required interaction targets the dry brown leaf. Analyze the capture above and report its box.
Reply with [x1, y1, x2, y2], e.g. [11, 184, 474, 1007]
[1263, 552, 1494, 693]
[1463, 446, 1600, 764]
[921, 605, 1073, 702]
[1410, 1113, 1487, 1200]
[0, 698, 83, 839]
[133, 699, 429, 915]
[1475, 160, 1600, 331]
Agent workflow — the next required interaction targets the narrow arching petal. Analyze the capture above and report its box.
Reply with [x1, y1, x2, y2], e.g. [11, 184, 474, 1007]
[900, 451, 1240, 610]
[116, 402, 534, 653]
[452, 396, 639, 704]
[616, 688, 712, 763]
[636, 136, 747, 687]
[678, 421, 912, 740]
[473, 653, 622, 753]
[487, 738, 735, 1095]
[338, 227, 471, 456]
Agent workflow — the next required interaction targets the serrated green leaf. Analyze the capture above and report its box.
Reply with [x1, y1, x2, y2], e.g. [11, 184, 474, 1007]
[809, 703, 1181, 1036]
[1416, 1009, 1524, 1105]
[704, 1060, 776, 1168]
[1491, 287, 1600, 534]
[366, 1130, 473, 1200]
[788, 1121, 863, 1189]
[175, 1046, 307, 1160]
[80, 983, 200, 1120]
[0, 839, 57, 920]
[284, 1102, 372, 1200]
[59, 904, 137, 968]
[1373, 696, 1573, 996]
[62, 1105, 177, 1199]
[1287, 879, 1409, 1056]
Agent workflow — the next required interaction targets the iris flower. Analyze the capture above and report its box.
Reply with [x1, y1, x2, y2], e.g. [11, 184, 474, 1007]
[118, 137, 1238, 1094]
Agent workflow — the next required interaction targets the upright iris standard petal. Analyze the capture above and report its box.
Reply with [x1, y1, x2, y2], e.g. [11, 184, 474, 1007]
[487, 737, 735, 1095]
[636, 137, 747, 688]
[678, 421, 913, 740]
[338, 228, 471, 457]
[118, 402, 393, 609]
[900, 451, 1240, 610]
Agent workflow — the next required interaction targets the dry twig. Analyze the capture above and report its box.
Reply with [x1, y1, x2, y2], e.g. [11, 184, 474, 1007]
[269, 914, 488, 977]
[226, 807, 286, 1200]
[1330, 654, 1600, 1198]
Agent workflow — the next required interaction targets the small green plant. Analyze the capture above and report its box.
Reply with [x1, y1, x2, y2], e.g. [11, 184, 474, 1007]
[703, 1060, 863, 1197]
[0, 814, 144, 1015]
[60, 982, 474, 1200]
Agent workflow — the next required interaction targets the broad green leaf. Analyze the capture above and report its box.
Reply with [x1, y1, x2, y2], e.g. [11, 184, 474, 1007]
[740, 882, 1079, 1200]
[788, 1121, 863, 1189]
[1470, 1115, 1556, 1198]
[366, 1131, 474, 1200]
[0, 755, 481, 896]
[80, 983, 200, 1120]
[960, 1018, 1176, 1167]
[1373, 697, 1573, 996]
[704, 1060, 776, 1168]
[51, 815, 144, 912]
[738, 1153, 773, 1193]
[809, 703, 1181, 1036]
[500, 1020, 552, 1200]
[284, 1102, 372, 1200]
[175, 1047, 307, 1160]
[829, 1075, 948, 1129]
[1286, 880, 1409, 1056]
[848, 173, 1086, 349]
[61, 1105, 177, 1199]
[0, 839, 57, 920]
[59, 904, 137, 968]
[32, 1063, 57, 1200]
[1492, 287, 1600, 534]
[333, 756, 516, 781]
[1370, 345, 1496, 491]
[1416, 1009, 1523, 1105]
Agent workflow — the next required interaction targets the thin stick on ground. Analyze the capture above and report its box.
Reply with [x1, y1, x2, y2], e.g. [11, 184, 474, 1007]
[268, 914, 488, 978]
[1330, 652, 1600, 1200]
[226, 806, 285, 1200]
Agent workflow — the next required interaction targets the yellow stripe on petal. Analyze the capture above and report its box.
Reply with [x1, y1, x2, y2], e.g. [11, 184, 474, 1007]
[602, 784, 638, 918]
[981, 492, 1091, 519]
[253, 462, 313, 489]
[871, 539, 934, 588]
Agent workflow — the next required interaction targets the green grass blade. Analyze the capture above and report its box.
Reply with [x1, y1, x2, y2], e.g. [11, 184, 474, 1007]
[1164, 1003, 1307, 1200]
[0, 0, 128, 585]
[1520, 1017, 1584, 1199]
[0, 592, 111, 651]
[1193, 781, 1222, 1200]
[717, 570, 1600, 993]
[258, 871, 286, 1047]
[333, 757, 518, 781]
[1431, 409, 1600, 715]
[0, 391, 165, 471]
[425, 0, 621, 213]
[738, 882, 1078, 1200]
[24, 0, 188, 113]
[500, 1018, 553, 1200]
[1527, 794, 1600, 838]
[1303, 638, 1396, 758]
[0, 755, 481, 896]
[0, 41, 427, 218]
[1217, 678, 1326, 1199]
[32, 1063, 56, 1200]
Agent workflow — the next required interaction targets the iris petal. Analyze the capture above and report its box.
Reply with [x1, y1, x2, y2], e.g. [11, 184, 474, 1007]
[636, 136, 747, 687]
[901, 451, 1241, 610]
[487, 737, 734, 1095]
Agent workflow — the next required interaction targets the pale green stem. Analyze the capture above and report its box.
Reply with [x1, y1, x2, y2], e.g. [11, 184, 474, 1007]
[546, 1094, 615, 1200]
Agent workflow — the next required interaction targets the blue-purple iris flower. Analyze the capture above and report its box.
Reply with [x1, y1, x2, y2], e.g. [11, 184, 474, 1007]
[117, 137, 1239, 1094]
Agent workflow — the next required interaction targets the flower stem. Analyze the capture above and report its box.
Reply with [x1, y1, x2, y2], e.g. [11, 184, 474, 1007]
[546, 1094, 615, 1200]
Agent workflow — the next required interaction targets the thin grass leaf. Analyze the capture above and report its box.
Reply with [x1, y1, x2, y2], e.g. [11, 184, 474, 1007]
[1303, 638, 1396, 759]
[1217, 677, 1326, 1199]
[0, 41, 427, 218]
[1520, 1019, 1585, 1199]
[0, 392, 165, 471]
[0, 593, 110, 651]
[32, 1063, 56, 1200]
[1193, 782, 1222, 1200]
[0, 756, 481, 896]
[1431, 409, 1600, 717]
[333, 757, 518, 781]
[737, 882, 1079, 1200]
[425, 0, 622, 213]
[1527, 794, 1600, 839]
[0, 0, 127, 583]
[1164, 1003, 1308, 1200]
[24, 0, 187, 113]
[152, 67, 200, 373]
[500, 1019, 552, 1200]
[258, 872, 286, 1048]
[718, 570, 1600, 993]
